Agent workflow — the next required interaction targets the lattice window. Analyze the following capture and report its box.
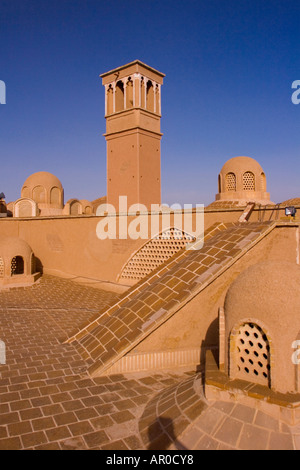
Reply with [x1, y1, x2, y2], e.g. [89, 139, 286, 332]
[235, 323, 270, 386]
[11, 256, 24, 276]
[243, 171, 255, 191]
[0, 258, 4, 278]
[225, 173, 236, 192]
[120, 228, 195, 281]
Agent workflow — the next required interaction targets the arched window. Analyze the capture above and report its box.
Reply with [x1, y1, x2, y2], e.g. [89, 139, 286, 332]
[141, 77, 146, 108]
[11, 256, 24, 276]
[70, 201, 81, 215]
[21, 186, 30, 199]
[126, 77, 133, 109]
[233, 322, 270, 387]
[261, 172, 266, 191]
[33, 185, 46, 203]
[225, 172, 237, 192]
[146, 80, 154, 112]
[115, 81, 124, 112]
[243, 171, 255, 191]
[120, 227, 195, 282]
[107, 84, 114, 115]
[50, 187, 61, 205]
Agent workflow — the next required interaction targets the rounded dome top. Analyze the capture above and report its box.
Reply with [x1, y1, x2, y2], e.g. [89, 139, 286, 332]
[0, 236, 33, 261]
[21, 171, 64, 210]
[225, 261, 300, 319]
[22, 171, 63, 191]
[220, 156, 264, 176]
[215, 156, 270, 204]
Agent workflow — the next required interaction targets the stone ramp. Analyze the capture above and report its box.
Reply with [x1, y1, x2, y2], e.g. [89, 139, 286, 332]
[64, 222, 227, 343]
[66, 222, 276, 376]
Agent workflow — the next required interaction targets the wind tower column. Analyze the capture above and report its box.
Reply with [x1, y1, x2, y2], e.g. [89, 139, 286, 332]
[100, 60, 165, 212]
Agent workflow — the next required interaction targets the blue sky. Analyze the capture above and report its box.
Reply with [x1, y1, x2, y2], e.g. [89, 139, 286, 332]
[1, 0, 300, 206]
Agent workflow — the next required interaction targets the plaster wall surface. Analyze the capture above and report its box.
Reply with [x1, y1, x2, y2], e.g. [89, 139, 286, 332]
[0, 210, 237, 285]
[0, 210, 293, 291]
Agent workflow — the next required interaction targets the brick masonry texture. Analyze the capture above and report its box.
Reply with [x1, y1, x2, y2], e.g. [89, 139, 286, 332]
[1, 270, 300, 449]
[68, 222, 276, 376]
[0, 275, 193, 450]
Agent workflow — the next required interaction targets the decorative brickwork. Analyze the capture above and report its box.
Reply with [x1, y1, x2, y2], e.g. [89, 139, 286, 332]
[120, 228, 195, 281]
[66, 222, 276, 377]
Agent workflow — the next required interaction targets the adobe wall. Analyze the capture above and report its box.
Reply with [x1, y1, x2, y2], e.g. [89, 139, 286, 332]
[0, 208, 243, 289]
[132, 226, 299, 366]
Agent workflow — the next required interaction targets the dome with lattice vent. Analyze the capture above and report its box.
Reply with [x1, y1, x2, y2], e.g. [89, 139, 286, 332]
[0, 237, 41, 287]
[215, 156, 271, 205]
[223, 260, 300, 394]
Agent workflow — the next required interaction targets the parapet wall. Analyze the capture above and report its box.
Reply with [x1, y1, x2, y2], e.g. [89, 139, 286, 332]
[0, 205, 294, 291]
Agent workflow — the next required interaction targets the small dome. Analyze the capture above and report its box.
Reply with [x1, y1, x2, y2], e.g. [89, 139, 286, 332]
[0, 236, 33, 261]
[225, 260, 300, 318]
[220, 156, 264, 176]
[0, 236, 40, 286]
[224, 261, 300, 393]
[215, 156, 271, 205]
[21, 171, 64, 212]
[22, 171, 63, 191]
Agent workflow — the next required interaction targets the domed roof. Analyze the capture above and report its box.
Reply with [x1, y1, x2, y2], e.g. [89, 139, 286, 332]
[220, 156, 264, 175]
[225, 260, 300, 323]
[22, 171, 63, 190]
[0, 236, 33, 260]
[224, 260, 300, 394]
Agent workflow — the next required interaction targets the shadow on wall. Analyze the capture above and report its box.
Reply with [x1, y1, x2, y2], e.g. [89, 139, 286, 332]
[147, 417, 188, 451]
[198, 317, 219, 369]
[35, 258, 44, 274]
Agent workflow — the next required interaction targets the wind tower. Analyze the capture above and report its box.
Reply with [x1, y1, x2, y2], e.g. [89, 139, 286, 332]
[100, 60, 165, 211]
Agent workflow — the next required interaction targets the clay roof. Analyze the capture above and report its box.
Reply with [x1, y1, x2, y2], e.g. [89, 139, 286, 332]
[220, 156, 264, 175]
[22, 171, 63, 190]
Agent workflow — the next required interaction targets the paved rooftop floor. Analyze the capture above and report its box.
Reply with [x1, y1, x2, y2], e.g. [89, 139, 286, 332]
[0, 276, 196, 450]
[1, 275, 299, 451]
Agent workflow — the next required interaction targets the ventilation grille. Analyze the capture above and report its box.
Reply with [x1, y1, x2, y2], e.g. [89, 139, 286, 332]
[120, 228, 195, 281]
[225, 173, 236, 192]
[236, 323, 270, 386]
[11, 257, 24, 276]
[243, 171, 255, 191]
